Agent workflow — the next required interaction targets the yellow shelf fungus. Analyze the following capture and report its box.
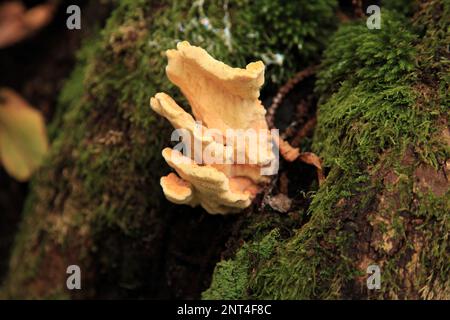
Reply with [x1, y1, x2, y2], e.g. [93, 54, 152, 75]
[150, 41, 276, 214]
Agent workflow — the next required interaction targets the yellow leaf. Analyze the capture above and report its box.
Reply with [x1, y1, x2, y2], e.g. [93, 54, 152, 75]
[0, 88, 49, 181]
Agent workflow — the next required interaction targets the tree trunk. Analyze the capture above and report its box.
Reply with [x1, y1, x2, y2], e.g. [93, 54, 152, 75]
[1, 0, 448, 299]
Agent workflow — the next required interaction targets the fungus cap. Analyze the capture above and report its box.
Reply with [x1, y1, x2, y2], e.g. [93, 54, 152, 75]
[150, 42, 275, 214]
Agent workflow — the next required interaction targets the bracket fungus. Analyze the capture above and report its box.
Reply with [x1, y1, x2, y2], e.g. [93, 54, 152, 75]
[150, 41, 279, 214]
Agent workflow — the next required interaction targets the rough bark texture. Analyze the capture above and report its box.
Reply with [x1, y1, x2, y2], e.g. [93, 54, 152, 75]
[0, 0, 448, 300]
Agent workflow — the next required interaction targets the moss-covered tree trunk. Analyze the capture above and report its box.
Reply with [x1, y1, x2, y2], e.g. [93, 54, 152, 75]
[204, 0, 449, 300]
[1, 0, 448, 299]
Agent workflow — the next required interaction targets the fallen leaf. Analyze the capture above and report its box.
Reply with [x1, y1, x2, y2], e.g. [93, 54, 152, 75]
[298, 152, 322, 170]
[0, 88, 49, 181]
[298, 152, 325, 184]
[278, 138, 300, 162]
[278, 137, 325, 185]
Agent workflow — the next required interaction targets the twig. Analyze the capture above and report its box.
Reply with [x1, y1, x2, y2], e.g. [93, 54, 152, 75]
[280, 121, 297, 140]
[295, 99, 310, 121]
[291, 117, 317, 147]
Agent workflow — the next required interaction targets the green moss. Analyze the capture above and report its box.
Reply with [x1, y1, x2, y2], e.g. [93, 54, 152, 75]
[205, 5, 449, 299]
[202, 229, 280, 300]
[64, 0, 338, 232]
[246, 169, 375, 299]
[315, 11, 417, 97]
